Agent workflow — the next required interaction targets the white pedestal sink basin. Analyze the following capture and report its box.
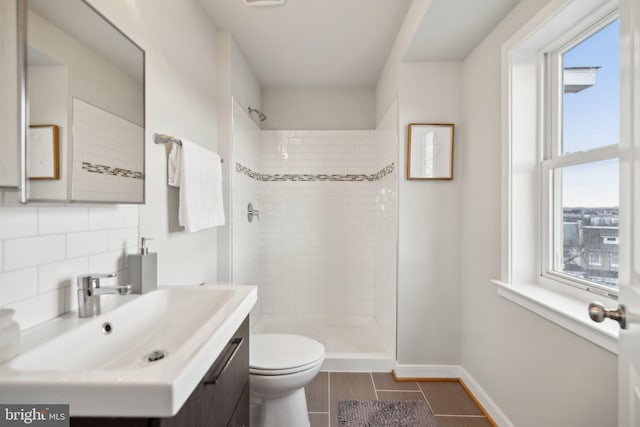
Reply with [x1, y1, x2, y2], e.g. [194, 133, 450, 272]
[0, 284, 256, 417]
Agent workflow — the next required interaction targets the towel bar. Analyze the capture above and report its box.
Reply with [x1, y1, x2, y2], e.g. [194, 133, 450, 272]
[153, 133, 224, 163]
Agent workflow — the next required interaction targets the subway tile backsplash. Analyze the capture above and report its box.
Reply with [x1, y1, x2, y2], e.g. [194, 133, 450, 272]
[0, 193, 138, 330]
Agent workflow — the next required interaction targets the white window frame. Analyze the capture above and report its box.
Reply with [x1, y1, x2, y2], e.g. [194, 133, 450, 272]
[496, 0, 621, 354]
[540, 11, 619, 296]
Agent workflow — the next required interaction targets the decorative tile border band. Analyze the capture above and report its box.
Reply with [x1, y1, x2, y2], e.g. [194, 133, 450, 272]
[235, 162, 395, 182]
[82, 162, 144, 180]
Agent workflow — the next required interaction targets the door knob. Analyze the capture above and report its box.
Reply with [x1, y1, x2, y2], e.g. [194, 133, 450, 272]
[588, 302, 627, 329]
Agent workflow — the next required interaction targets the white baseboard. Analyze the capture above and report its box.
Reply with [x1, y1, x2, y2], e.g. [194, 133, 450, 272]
[459, 367, 514, 427]
[392, 364, 514, 427]
[393, 363, 462, 378]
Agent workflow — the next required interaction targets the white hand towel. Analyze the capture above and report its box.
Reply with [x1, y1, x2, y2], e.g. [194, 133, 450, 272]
[168, 139, 225, 232]
[167, 142, 181, 187]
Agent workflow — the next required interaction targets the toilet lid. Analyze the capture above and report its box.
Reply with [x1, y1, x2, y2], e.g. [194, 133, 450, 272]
[250, 334, 325, 371]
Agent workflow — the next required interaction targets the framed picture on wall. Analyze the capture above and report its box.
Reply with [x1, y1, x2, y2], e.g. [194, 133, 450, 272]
[28, 124, 60, 180]
[407, 123, 454, 180]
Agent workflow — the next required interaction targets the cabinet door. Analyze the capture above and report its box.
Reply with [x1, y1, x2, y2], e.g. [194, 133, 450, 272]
[227, 383, 250, 427]
[200, 318, 250, 427]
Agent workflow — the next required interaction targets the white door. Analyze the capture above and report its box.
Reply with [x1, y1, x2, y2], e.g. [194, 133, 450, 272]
[617, 1, 640, 425]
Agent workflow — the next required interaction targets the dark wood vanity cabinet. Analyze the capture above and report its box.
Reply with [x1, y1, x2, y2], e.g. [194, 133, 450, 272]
[72, 317, 250, 427]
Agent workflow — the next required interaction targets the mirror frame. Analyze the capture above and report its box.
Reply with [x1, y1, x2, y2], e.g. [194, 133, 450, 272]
[18, 0, 146, 204]
[406, 123, 455, 181]
[16, 0, 27, 201]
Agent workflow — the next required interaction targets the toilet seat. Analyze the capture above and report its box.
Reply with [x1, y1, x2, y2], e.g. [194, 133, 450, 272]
[250, 358, 323, 376]
[250, 334, 324, 376]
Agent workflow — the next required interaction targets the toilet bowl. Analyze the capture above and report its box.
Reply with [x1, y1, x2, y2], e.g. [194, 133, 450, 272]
[250, 334, 325, 427]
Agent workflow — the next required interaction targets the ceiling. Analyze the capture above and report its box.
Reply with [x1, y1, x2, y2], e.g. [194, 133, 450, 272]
[403, 0, 520, 61]
[197, 0, 413, 87]
[196, 0, 520, 88]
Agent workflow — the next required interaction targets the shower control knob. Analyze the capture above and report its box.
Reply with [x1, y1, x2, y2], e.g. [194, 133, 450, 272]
[247, 203, 260, 223]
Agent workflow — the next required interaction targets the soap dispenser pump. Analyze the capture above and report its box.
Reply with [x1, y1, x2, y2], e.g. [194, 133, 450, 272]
[127, 237, 157, 294]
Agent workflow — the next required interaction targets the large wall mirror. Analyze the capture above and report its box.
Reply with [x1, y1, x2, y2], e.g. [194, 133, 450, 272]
[14, 0, 145, 203]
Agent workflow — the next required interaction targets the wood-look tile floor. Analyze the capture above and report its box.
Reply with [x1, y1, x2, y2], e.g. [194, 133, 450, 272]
[305, 372, 493, 427]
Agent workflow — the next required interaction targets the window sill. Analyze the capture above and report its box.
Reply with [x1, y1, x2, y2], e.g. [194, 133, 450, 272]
[492, 279, 619, 354]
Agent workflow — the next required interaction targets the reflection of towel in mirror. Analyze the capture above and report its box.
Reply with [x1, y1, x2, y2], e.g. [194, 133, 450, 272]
[168, 140, 225, 232]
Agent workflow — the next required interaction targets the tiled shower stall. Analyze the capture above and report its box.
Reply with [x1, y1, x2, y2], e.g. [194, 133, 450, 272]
[231, 99, 398, 370]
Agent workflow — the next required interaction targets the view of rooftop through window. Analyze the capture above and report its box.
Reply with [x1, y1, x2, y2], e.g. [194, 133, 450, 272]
[560, 18, 619, 289]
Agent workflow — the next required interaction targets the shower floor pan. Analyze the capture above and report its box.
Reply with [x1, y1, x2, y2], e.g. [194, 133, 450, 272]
[252, 315, 394, 372]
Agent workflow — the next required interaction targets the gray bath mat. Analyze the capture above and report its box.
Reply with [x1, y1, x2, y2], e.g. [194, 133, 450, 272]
[337, 400, 439, 427]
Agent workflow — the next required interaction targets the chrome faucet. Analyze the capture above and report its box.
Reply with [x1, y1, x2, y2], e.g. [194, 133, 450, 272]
[77, 273, 132, 318]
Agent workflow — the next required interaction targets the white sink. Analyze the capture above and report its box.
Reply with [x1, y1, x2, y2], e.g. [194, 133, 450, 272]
[0, 284, 257, 417]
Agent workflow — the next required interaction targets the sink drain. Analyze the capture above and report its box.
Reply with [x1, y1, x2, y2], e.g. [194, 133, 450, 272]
[144, 350, 168, 362]
[101, 322, 113, 335]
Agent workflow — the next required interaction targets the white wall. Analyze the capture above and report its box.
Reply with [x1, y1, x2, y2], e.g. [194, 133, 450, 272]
[374, 0, 463, 367]
[87, 0, 221, 287]
[231, 99, 262, 322]
[28, 10, 143, 126]
[262, 87, 375, 130]
[373, 99, 398, 356]
[375, 0, 432, 124]
[216, 32, 262, 282]
[460, 0, 618, 425]
[0, 0, 223, 329]
[230, 36, 262, 125]
[27, 65, 68, 201]
[396, 62, 463, 365]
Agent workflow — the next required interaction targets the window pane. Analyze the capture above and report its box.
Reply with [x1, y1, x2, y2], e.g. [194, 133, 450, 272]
[562, 19, 619, 154]
[557, 159, 619, 288]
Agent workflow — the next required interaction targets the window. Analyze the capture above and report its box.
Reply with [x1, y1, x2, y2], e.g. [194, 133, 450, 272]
[611, 253, 619, 267]
[542, 14, 619, 293]
[499, 0, 624, 351]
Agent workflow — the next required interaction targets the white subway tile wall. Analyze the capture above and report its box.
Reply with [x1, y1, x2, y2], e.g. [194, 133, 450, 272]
[230, 122, 398, 321]
[260, 130, 376, 175]
[0, 192, 138, 330]
[71, 98, 144, 203]
[259, 181, 377, 316]
[258, 130, 391, 318]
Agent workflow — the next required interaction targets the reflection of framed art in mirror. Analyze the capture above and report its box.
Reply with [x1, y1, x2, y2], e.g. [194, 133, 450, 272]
[27, 124, 60, 180]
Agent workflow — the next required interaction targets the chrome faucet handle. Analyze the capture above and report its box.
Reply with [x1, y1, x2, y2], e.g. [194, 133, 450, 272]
[77, 272, 117, 288]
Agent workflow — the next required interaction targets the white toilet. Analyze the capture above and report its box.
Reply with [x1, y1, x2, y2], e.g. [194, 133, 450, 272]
[250, 334, 325, 427]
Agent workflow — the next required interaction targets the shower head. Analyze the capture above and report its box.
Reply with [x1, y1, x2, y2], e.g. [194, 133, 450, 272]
[248, 106, 267, 122]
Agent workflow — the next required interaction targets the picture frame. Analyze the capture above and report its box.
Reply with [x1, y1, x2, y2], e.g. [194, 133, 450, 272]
[28, 124, 60, 180]
[407, 123, 454, 180]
